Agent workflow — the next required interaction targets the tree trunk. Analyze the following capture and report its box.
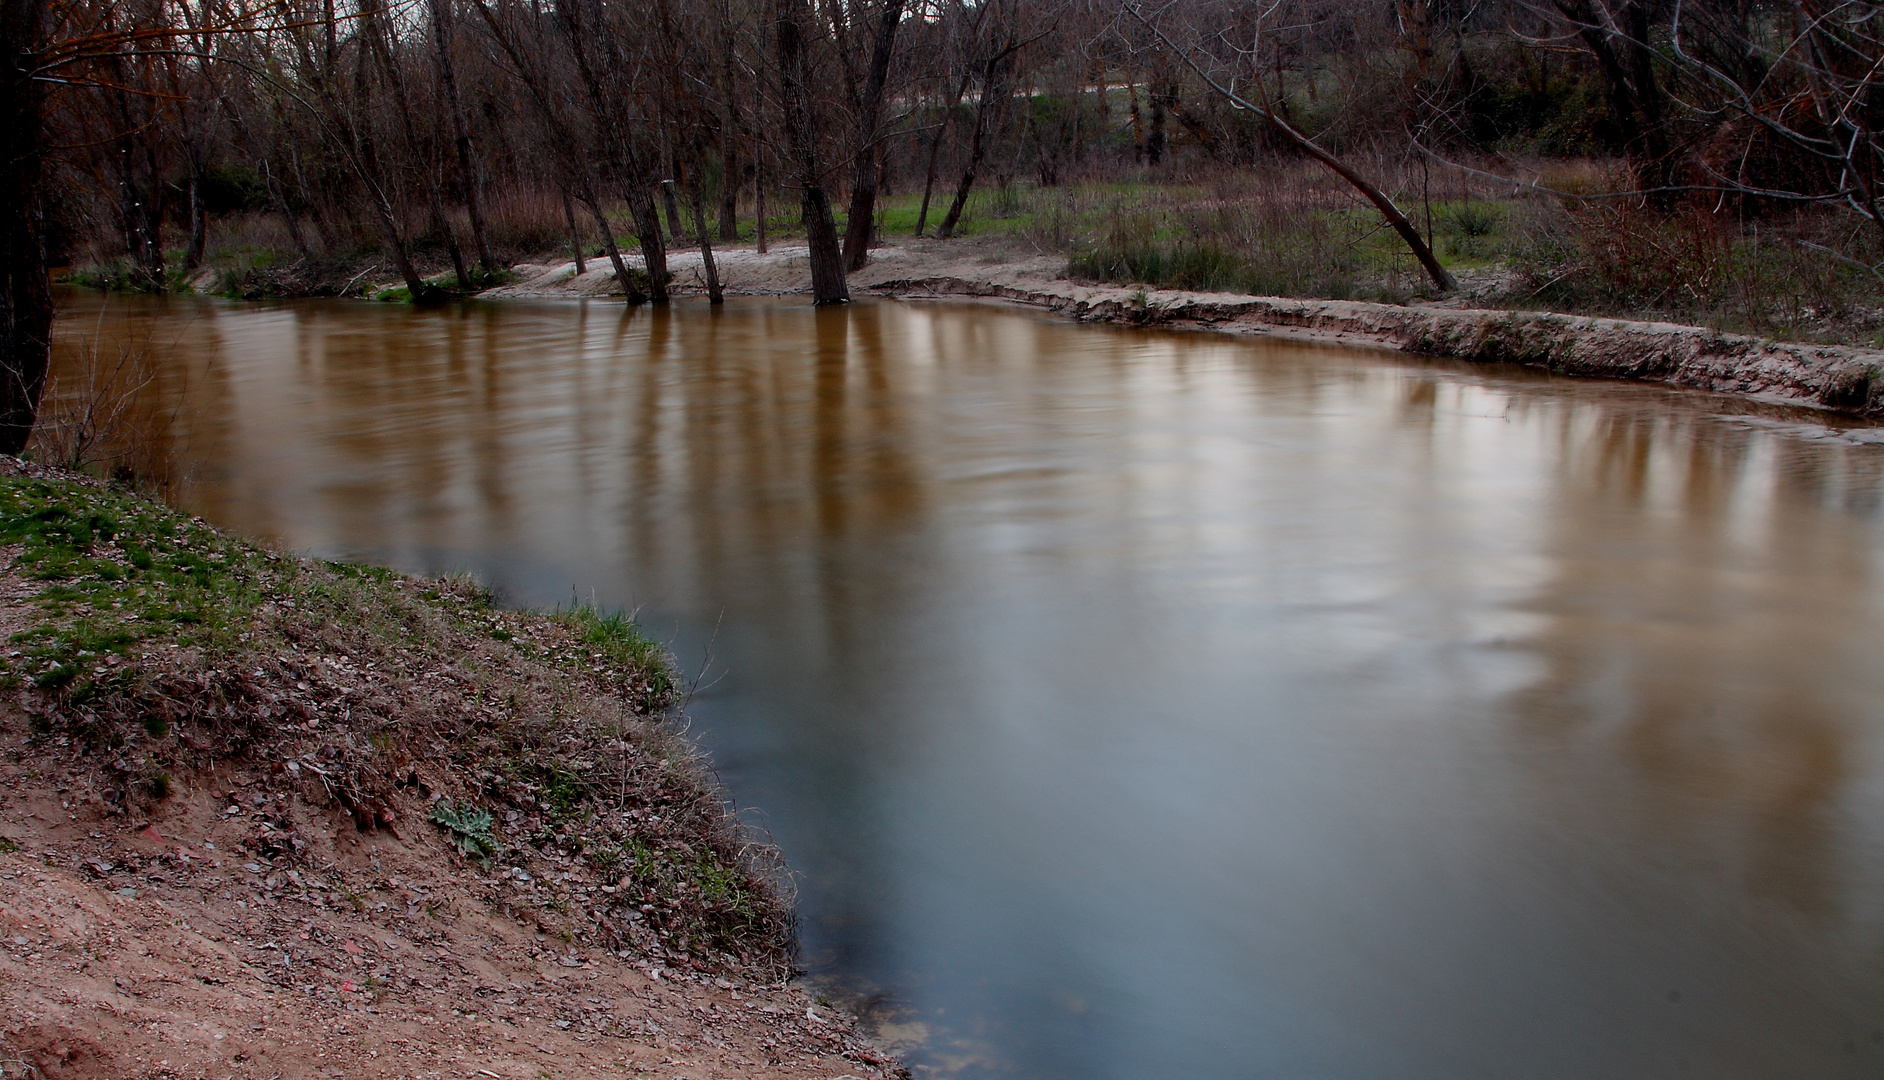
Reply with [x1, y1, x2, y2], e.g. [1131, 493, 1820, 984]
[627, 185, 670, 302]
[716, 16, 744, 243]
[579, 186, 645, 303]
[185, 165, 208, 271]
[661, 178, 688, 244]
[1137, 12, 1458, 292]
[775, 0, 849, 303]
[430, 0, 497, 272]
[842, 0, 905, 271]
[915, 62, 979, 237]
[755, 140, 768, 254]
[938, 38, 1018, 240]
[549, 0, 670, 300]
[1553, 0, 1674, 197]
[718, 151, 742, 242]
[690, 180, 723, 303]
[1128, 76, 1144, 163]
[351, 0, 427, 298]
[1146, 82, 1167, 165]
[661, 171, 687, 243]
[561, 188, 586, 274]
[0, 0, 53, 455]
[262, 159, 313, 258]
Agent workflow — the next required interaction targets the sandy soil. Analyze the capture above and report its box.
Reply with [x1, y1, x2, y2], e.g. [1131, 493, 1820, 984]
[482, 240, 1884, 419]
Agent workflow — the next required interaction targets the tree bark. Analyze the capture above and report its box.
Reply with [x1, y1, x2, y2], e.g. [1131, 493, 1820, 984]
[774, 0, 848, 303]
[841, 0, 905, 271]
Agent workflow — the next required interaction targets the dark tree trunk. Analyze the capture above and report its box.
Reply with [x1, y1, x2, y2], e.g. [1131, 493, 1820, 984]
[938, 34, 1020, 240]
[550, 0, 670, 301]
[185, 166, 208, 271]
[841, 0, 905, 271]
[661, 169, 687, 242]
[718, 152, 742, 242]
[262, 160, 313, 258]
[661, 177, 688, 244]
[628, 186, 670, 301]
[775, 0, 848, 303]
[578, 184, 646, 303]
[561, 187, 586, 274]
[1554, 0, 1674, 197]
[755, 137, 768, 254]
[0, 0, 52, 455]
[1146, 83, 1167, 165]
[430, 0, 497, 272]
[716, 16, 744, 243]
[690, 179, 723, 303]
[351, 0, 426, 297]
[916, 66, 976, 236]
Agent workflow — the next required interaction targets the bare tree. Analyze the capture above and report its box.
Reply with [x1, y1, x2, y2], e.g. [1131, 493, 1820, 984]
[842, 0, 906, 270]
[1128, 1, 1459, 292]
[775, 0, 849, 303]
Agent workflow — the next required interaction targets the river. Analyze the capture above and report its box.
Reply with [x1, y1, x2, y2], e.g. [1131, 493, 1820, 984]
[52, 289, 1884, 1078]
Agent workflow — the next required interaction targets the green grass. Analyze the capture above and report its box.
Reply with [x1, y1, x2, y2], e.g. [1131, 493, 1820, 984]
[0, 478, 272, 695]
[555, 603, 676, 703]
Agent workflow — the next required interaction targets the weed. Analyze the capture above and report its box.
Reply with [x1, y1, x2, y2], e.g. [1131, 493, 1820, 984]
[0, 838, 17, 853]
[429, 801, 498, 861]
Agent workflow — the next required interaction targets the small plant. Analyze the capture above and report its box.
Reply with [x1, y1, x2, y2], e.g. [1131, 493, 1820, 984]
[148, 771, 171, 799]
[1447, 203, 1500, 238]
[429, 800, 497, 861]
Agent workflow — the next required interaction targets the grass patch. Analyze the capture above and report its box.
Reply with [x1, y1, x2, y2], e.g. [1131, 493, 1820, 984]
[0, 463, 793, 974]
[0, 478, 269, 694]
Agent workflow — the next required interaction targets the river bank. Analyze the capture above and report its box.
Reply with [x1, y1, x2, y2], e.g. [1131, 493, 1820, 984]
[0, 459, 902, 1079]
[470, 242, 1884, 420]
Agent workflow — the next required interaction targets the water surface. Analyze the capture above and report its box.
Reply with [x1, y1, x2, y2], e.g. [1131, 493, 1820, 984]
[55, 291, 1884, 1078]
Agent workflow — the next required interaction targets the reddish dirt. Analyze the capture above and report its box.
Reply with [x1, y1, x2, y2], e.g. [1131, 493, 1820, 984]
[0, 727, 899, 1080]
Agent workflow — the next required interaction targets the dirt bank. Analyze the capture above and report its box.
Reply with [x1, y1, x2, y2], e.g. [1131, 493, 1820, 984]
[483, 242, 1884, 419]
[0, 460, 902, 1080]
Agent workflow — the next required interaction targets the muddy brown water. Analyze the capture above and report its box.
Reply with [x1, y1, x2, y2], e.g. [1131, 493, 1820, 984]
[52, 290, 1884, 1078]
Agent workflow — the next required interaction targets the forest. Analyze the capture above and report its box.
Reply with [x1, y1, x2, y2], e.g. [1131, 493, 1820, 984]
[5, 0, 1884, 448]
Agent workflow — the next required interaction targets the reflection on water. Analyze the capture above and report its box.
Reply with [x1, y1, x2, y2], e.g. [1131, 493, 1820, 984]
[55, 290, 1884, 1078]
